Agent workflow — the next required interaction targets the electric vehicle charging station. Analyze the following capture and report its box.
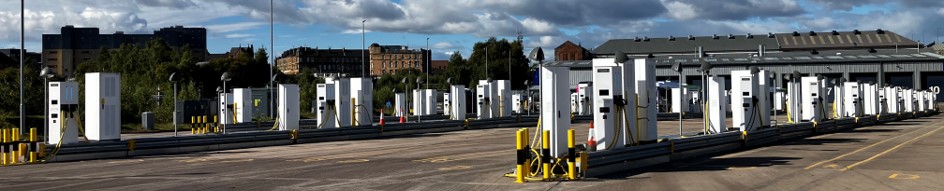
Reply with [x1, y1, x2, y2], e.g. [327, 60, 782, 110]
[443, 92, 451, 116]
[394, 93, 406, 117]
[577, 83, 592, 115]
[477, 80, 496, 119]
[774, 91, 785, 112]
[48, 81, 79, 145]
[903, 89, 914, 113]
[757, 70, 772, 127]
[278, 84, 299, 131]
[450, 85, 466, 120]
[424, 89, 437, 115]
[864, 83, 877, 115]
[496, 80, 512, 117]
[670, 87, 688, 114]
[591, 55, 637, 150]
[634, 58, 658, 141]
[571, 93, 578, 115]
[316, 83, 336, 128]
[730, 69, 760, 132]
[801, 76, 824, 122]
[786, 73, 802, 123]
[351, 78, 373, 126]
[832, 79, 845, 118]
[84, 73, 121, 141]
[917, 90, 926, 112]
[883, 87, 896, 114]
[541, 65, 571, 158]
[512, 93, 523, 114]
[413, 89, 426, 116]
[875, 84, 885, 115]
[219, 92, 234, 125]
[233, 88, 253, 123]
[843, 82, 862, 117]
[707, 75, 727, 133]
[329, 77, 351, 128]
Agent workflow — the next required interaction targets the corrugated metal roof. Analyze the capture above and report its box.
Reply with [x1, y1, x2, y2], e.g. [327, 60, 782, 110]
[543, 49, 944, 69]
[593, 30, 918, 55]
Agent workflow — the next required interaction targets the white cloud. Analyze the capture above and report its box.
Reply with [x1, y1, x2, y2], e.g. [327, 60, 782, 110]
[224, 33, 253, 38]
[938, 8, 944, 16]
[205, 22, 266, 33]
[663, 1, 697, 20]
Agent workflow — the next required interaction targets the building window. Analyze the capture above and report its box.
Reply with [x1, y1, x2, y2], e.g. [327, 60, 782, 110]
[49, 51, 58, 54]
[48, 58, 58, 61]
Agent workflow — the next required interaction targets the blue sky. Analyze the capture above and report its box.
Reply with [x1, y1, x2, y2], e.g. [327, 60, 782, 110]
[2, 0, 944, 60]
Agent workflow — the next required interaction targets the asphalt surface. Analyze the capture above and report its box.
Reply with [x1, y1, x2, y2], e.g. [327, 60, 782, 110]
[2, 115, 943, 190]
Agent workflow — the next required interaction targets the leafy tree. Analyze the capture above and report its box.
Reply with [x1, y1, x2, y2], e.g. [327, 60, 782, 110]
[465, 37, 531, 89]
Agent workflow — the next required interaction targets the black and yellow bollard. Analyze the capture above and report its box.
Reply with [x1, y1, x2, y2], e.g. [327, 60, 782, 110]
[522, 128, 531, 179]
[541, 130, 551, 181]
[213, 115, 219, 133]
[515, 128, 526, 183]
[567, 129, 577, 180]
[202, 115, 209, 134]
[191, 116, 196, 134]
[29, 128, 38, 163]
[1, 128, 7, 165]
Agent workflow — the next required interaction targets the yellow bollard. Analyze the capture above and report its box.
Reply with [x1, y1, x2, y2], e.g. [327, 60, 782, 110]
[1, 128, 7, 143]
[11, 128, 19, 142]
[567, 129, 577, 180]
[542, 130, 551, 181]
[515, 129, 526, 183]
[522, 128, 530, 177]
[29, 128, 37, 163]
[191, 116, 196, 134]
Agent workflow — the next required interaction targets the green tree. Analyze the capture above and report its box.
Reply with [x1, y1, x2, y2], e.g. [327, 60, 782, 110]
[466, 37, 531, 89]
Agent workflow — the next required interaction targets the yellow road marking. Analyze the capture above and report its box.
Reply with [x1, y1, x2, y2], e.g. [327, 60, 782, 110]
[841, 127, 944, 171]
[179, 158, 210, 163]
[804, 123, 942, 170]
[107, 159, 144, 164]
[220, 158, 254, 163]
[336, 159, 370, 163]
[822, 164, 839, 169]
[413, 152, 507, 163]
[438, 165, 472, 171]
[888, 173, 920, 180]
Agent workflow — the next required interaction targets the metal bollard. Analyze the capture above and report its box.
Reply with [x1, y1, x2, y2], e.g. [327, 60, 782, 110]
[542, 130, 551, 180]
[29, 128, 37, 163]
[567, 129, 577, 180]
[515, 129, 526, 183]
[191, 116, 196, 134]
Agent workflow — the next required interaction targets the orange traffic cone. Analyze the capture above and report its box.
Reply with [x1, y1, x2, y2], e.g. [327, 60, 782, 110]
[587, 120, 597, 151]
[399, 108, 406, 123]
[379, 108, 386, 126]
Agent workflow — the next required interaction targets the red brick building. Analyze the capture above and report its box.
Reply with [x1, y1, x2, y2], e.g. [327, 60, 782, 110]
[554, 41, 591, 61]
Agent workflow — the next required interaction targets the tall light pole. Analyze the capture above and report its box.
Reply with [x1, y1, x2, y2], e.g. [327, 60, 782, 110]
[269, 0, 275, 119]
[485, 46, 489, 80]
[221, 72, 232, 134]
[426, 37, 430, 90]
[169, 72, 178, 137]
[672, 62, 683, 136]
[362, 20, 366, 77]
[40, 67, 52, 143]
[508, 50, 512, 86]
[19, 0, 25, 133]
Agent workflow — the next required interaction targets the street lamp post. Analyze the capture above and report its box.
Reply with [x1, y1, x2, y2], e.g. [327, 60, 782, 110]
[416, 77, 423, 123]
[362, 20, 366, 77]
[19, 0, 25, 134]
[169, 72, 178, 137]
[528, 47, 544, 114]
[40, 67, 53, 143]
[269, 0, 275, 120]
[426, 37, 430, 90]
[672, 62, 683, 136]
[221, 72, 232, 134]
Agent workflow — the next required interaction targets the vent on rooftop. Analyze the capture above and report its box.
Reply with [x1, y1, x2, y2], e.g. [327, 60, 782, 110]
[792, 31, 800, 36]
[831, 30, 839, 35]
[634, 37, 641, 42]
[853, 29, 861, 35]
[876, 29, 885, 34]
[728, 34, 735, 39]
[688, 35, 695, 40]
[643, 36, 650, 41]
[747, 33, 753, 39]
[712, 34, 719, 39]
[669, 36, 676, 41]
[768, 33, 775, 38]
[809, 31, 816, 36]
